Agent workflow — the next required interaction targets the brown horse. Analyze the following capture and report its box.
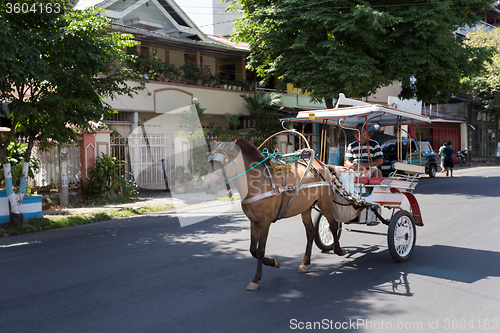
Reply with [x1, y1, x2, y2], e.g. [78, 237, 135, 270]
[203, 138, 345, 291]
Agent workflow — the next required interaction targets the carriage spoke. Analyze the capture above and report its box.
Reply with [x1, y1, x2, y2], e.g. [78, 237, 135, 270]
[394, 216, 413, 256]
[318, 218, 334, 246]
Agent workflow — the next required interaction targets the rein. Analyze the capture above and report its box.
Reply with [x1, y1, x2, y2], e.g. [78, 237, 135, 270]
[225, 152, 280, 182]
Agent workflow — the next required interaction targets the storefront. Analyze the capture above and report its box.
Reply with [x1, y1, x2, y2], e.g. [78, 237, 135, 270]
[468, 108, 499, 158]
[408, 120, 462, 153]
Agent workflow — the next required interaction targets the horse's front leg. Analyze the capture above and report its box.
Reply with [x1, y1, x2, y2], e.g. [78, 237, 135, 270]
[247, 220, 279, 291]
[297, 207, 315, 274]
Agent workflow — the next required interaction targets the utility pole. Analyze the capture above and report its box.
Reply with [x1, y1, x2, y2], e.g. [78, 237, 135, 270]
[59, 143, 69, 207]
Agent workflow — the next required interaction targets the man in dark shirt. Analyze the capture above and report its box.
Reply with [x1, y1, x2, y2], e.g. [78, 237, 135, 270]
[443, 141, 454, 177]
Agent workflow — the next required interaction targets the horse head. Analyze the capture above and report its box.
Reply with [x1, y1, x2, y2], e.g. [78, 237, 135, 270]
[203, 140, 241, 195]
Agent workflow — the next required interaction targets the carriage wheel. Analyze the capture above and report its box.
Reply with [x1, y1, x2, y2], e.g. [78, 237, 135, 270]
[313, 212, 342, 252]
[387, 210, 416, 262]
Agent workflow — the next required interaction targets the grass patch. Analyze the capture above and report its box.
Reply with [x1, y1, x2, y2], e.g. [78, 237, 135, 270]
[43, 196, 140, 211]
[0, 204, 175, 237]
[217, 193, 240, 201]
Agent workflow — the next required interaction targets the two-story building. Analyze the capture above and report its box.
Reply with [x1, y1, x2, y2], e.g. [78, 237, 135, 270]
[75, 0, 255, 139]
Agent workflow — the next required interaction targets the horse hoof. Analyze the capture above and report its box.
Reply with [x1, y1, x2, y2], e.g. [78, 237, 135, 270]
[336, 248, 346, 256]
[274, 258, 281, 269]
[246, 282, 259, 291]
[297, 265, 308, 274]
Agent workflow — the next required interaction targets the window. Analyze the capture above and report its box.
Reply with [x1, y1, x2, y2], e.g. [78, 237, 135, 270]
[184, 54, 201, 66]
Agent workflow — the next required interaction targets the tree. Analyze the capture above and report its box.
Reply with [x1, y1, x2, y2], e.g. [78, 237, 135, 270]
[175, 101, 212, 173]
[240, 91, 281, 131]
[230, 0, 492, 108]
[462, 28, 500, 117]
[224, 112, 242, 131]
[0, 1, 142, 224]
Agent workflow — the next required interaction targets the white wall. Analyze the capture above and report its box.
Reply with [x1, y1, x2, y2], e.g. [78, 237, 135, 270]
[103, 81, 251, 116]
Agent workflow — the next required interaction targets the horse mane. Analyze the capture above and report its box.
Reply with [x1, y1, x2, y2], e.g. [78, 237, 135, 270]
[232, 137, 264, 163]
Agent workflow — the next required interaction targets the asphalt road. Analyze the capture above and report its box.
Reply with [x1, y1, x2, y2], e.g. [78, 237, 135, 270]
[1, 166, 500, 333]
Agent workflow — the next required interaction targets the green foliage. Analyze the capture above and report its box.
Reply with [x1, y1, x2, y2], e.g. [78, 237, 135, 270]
[176, 102, 212, 173]
[240, 91, 281, 131]
[201, 65, 216, 85]
[0, 141, 40, 190]
[174, 165, 190, 185]
[190, 146, 211, 176]
[208, 123, 224, 136]
[1, 204, 175, 237]
[0, 2, 143, 179]
[164, 63, 182, 81]
[231, 0, 492, 104]
[127, 48, 167, 80]
[178, 101, 212, 135]
[84, 153, 138, 201]
[462, 28, 500, 116]
[115, 174, 139, 201]
[225, 113, 241, 131]
[180, 63, 202, 85]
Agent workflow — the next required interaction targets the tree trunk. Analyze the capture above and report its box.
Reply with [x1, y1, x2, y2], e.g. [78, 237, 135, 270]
[2, 136, 35, 226]
[325, 97, 334, 109]
[10, 212, 23, 226]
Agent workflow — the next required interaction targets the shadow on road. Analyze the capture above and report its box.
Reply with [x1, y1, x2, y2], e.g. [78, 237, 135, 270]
[3, 204, 500, 332]
[416, 175, 500, 198]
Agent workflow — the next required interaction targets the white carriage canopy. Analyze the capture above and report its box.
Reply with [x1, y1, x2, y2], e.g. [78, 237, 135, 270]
[280, 104, 431, 127]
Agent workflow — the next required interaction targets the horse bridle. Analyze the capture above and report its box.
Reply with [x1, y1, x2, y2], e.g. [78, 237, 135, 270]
[208, 142, 237, 167]
[207, 142, 240, 198]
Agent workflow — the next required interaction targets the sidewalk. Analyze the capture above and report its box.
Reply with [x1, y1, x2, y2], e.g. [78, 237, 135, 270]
[43, 189, 225, 216]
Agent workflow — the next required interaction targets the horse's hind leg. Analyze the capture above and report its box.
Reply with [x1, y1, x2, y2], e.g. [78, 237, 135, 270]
[247, 220, 280, 291]
[297, 207, 315, 274]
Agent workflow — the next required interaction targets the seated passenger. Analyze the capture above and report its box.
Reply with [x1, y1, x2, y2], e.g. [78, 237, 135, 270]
[344, 123, 383, 178]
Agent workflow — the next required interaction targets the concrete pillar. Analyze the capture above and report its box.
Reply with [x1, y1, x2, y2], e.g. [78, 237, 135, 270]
[133, 112, 139, 131]
[59, 143, 69, 207]
[241, 57, 246, 83]
[95, 130, 112, 157]
[174, 136, 190, 169]
[196, 51, 201, 69]
[79, 133, 96, 187]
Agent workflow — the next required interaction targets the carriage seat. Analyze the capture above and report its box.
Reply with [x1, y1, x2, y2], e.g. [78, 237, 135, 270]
[355, 176, 388, 185]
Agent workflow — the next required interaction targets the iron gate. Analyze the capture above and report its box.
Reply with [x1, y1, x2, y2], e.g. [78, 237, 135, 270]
[111, 135, 175, 190]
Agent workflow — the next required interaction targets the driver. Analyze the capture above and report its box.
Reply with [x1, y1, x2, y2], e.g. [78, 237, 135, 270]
[344, 123, 384, 178]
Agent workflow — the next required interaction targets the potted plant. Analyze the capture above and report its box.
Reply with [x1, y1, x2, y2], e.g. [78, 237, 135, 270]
[164, 63, 181, 82]
[201, 65, 214, 87]
[214, 74, 223, 88]
[174, 166, 190, 193]
[150, 61, 166, 81]
[180, 63, 201, 85]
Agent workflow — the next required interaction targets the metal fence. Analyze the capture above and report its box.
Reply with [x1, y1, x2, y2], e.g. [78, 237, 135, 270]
[26, 135, 266, 192]
[111, 134, 175, 190]
[29, 145, 81, 190]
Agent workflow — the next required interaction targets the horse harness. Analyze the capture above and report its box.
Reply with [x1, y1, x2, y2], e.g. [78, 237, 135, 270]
[208, 143, 331, 222]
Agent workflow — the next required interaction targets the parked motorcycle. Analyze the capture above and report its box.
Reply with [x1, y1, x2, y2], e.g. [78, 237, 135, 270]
[457, 148, 470, 167]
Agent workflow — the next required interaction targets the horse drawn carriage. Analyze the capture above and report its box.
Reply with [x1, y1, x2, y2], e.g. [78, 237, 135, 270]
[204, 104, 430, 290]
